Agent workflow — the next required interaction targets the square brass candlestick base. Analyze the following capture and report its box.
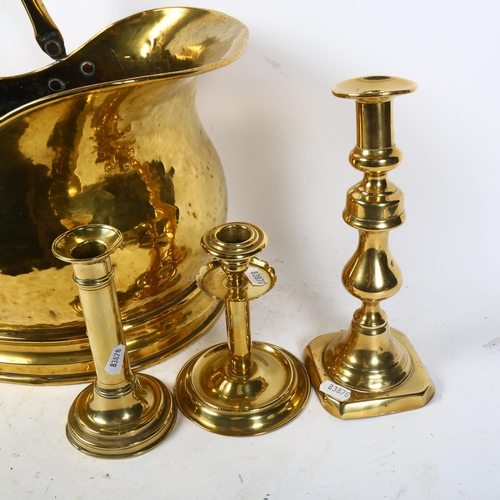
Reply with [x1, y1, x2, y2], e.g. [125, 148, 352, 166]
[304, 329, 435, 419]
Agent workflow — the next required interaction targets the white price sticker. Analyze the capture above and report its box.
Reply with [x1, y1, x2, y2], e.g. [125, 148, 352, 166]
[484, 337, 500, 352]
[105, 344, 126, 375]
[320, 381, 351, 401]
[245, 268, 267, 286]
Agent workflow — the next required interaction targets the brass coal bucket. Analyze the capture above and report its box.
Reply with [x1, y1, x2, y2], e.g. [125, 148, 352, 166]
[0, 5, 248, 384]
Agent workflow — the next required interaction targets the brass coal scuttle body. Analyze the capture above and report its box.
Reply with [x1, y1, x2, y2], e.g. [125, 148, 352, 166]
[0, 5, 248, 384]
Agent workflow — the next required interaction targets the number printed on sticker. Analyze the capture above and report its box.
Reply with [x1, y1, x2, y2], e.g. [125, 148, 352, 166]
[245, 268, 267, 286]
[109, 347, 122, 368]
[319, 381, 351, 401]
[105, 344, 126, 375]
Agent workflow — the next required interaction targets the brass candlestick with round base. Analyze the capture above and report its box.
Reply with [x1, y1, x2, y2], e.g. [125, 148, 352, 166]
[52, 225, 176, 458]
[176, 222, 310, 436]
[304, 76, 435, 419]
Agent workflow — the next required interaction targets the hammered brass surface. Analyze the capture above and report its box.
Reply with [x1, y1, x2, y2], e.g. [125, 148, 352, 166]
[52, 225, 176, 458]
[175, 223, 310, 436]
[0, 8, 249, 384]
[304, 76, 434, 419]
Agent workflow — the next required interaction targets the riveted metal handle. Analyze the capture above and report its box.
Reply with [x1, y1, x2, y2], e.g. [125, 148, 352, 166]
[21, 0, 67, 60]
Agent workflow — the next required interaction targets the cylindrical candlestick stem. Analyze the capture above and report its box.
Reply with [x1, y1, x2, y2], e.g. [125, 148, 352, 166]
[176, 222, 310, 436]
[52, 224, 176, 458]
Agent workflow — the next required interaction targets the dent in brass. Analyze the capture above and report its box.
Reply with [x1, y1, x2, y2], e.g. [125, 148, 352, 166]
[0, 8, 249, 384]
[175, 223, 310, 436]
[304, 76, 434, 419]
[52, 224, 176, 458]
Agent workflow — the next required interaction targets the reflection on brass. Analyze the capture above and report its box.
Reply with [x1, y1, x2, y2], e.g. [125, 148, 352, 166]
[176, 223, 310, 436]
[21, 0, 67, 60]
[0, 8, 249, 384]
[52, 225, 176, 459]
[304, 76, 434, 419]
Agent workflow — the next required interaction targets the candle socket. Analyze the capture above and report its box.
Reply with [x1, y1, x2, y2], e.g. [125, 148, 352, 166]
[175, 222, 310, 436]
[52, 224, 176, 458]
[304, 76, 434, 419]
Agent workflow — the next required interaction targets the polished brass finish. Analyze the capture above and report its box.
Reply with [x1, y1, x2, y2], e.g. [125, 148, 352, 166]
[304, 76, 434, 419]
[176, 223, 310, 436]
[52, 224, 176, 458]
[21, 0, 67, 59]
[0, 8, 249, 384]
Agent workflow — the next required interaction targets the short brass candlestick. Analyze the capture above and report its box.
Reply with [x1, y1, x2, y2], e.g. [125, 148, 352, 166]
[52, 225, 176, 458]
[176, 222, 310, 436]
[304, 76, 434, 419]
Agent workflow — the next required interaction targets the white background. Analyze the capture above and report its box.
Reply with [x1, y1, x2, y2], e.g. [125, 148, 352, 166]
[1, 1, 499, 499]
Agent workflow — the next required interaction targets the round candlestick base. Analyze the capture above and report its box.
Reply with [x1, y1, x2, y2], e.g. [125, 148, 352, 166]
[67, 373, 177, 459]
[176, 341, 310, 436]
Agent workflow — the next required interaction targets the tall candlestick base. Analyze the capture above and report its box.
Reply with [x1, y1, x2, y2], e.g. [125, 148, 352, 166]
[176, 223, 310, 436]
[305, 329, 433, 419]
[304, 76, 434, 419]
[52, 225, 176, 458]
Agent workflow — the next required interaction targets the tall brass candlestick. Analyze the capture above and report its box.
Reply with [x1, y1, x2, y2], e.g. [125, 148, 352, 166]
[52, 224, 176, 458]
[304, 76, 434, 419]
